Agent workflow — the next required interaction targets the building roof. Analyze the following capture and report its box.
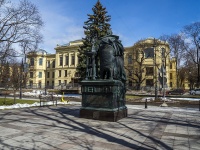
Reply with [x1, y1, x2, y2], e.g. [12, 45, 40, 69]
[56, 39, 83, 48]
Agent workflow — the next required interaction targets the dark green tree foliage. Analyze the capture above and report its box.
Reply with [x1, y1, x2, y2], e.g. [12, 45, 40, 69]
[1, 62, 10, 87]
[77, 0, 111, 79]
[11, 63, 20, 90]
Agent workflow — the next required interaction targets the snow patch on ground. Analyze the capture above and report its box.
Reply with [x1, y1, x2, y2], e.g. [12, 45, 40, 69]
[0, 101, 80, 110]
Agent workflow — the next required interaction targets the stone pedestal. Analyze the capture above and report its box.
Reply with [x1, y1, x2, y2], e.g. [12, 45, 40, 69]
[80, 80, 127, 122]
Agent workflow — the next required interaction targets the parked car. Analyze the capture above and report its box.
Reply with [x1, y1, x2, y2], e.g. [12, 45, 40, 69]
[190, 89, 200, 95]
[167, 89, 185, 95]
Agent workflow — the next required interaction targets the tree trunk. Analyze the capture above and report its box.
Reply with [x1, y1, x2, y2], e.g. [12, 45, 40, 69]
[13, 90, 16, 104]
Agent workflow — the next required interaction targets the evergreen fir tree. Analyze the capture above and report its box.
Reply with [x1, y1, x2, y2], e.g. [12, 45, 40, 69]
[77, 0, 111, 79]
[1, 62, 10, 87]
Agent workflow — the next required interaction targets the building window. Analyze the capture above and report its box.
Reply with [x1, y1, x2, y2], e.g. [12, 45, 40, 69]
[170, 73, 172, 79]
[47, 60, 50, 68]
[65, 70, 67, 77]
[47, 72, 50, 78]
[52, 81, 54, 87]
[128, 55, 132, 64]
[65, 55, 69, 65]
[59, 70, 61, 77]
[47, 81, 49, 86]
[135, 50, 139, 60]
[71, 55, 75, 65]
[39, 58, 43, 66]
[29, 80, 33, 87]
[58, 80, 61, 85]
[30, 72, 33, 78]
[52, 72, 54, 78]
[144, 48, 154, 58]
[146, 67, 153, 76]
[38, 81, 41, 88]
[30, 58, 34, 66]
[59, 56, 63, 66]
[146, 79, 153, 86]
[64, 80, 67, 85]
[170, 63, 172, 69]
[161, 48, 165, 58]
[52, 60, 55, 68]
[170, 82, 172, 87]
[39, 72, 42, 78]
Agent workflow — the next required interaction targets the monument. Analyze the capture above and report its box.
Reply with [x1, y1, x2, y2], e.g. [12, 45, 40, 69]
[79, 30, 127, 122]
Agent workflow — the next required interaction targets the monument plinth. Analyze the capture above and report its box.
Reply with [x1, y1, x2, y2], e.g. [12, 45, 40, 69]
[80, 80, 127, 121]
[79, 31, 127, 122]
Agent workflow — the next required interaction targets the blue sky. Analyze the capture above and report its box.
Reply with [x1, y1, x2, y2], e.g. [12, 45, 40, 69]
[25, 0, 200, 53]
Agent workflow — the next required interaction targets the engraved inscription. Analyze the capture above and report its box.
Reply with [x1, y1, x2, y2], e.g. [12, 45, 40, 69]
[86, 95, 111, 108]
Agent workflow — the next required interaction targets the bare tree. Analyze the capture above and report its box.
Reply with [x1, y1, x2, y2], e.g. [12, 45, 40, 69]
[10, 61, 21, 104]
[0, 0, 6, 8]
[182, 22, 200, 87]
[160, 34, 185, 88]
[0, 0, 43, 60]
[19, 39, 40, 87]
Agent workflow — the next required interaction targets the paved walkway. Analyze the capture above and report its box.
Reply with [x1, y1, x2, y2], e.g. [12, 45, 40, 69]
[0, 103, 199, 150]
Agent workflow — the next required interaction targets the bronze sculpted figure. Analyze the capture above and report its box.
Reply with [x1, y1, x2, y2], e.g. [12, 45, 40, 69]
[98, 43, 115, 79]
[97, 31, 127, 101]
[98, 31, 126, 80]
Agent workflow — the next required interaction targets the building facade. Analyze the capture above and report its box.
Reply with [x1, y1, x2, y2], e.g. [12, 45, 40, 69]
[124, 38, 177, 90]
[27, 40, 82, 89]
[27, 51, 56, 88]
[27, 38, 179, 90]
[54, 40, 82, 88]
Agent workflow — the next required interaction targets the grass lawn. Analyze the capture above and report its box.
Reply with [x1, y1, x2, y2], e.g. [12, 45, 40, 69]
[126, 95, 143, 99]
[0, 98, 38, 106]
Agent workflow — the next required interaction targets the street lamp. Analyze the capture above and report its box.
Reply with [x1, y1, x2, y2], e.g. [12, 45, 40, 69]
[19, 53, 28, 99]
[189, 71, 192, 90]
[197, 38, 200, 88]
[161, 47, 166, 99]
[153, 38, 158, 100]
[19, 58, 23, 99]
[40, 49, 48, 95]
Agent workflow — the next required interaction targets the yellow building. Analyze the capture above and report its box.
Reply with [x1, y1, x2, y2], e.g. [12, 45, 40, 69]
[27, 50, 55, 88]
[169, 57, 177, 89]
[27, 38, 178, 90]
[27, 40, 82, 89]
[124, 38, 177, 90]
[54, 40, 82, 88]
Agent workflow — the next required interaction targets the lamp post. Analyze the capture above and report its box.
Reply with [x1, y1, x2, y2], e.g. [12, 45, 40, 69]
[153, 38, 158, 100]
[39, 49, 48, 95]
[19, 53, 28, 99]
[161, 47, 166, 99]
[197, 38, 200, 88]
[189, 71, 192, 90]
[19, 58, 23, 99]
[44, 63, 47, 95]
